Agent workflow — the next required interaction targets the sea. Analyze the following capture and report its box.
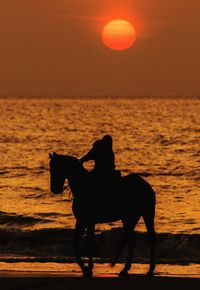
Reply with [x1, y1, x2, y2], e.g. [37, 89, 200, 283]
[0, 96, 199, 277]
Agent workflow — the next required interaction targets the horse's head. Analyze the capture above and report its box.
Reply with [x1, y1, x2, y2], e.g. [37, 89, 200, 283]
[49, 152, 82, 194]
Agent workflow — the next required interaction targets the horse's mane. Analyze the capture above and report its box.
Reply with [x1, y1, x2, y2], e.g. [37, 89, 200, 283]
[63, 155, 89, 175]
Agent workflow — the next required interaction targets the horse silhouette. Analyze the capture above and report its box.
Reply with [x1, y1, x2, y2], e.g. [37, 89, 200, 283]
[49, 153, 156, 277]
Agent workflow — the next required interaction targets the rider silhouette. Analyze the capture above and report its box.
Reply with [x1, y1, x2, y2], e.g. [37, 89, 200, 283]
[80, 135, 115, 177]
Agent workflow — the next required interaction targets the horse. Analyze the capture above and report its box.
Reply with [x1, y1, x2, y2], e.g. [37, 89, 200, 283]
[49, 152, 156, 277]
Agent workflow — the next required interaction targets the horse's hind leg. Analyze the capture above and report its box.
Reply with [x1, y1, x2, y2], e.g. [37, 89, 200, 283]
[86, 225, 95, 272]
[111, 230, 127, 267]
[119, 216, 140, 277]
[143, 213, 156, 277]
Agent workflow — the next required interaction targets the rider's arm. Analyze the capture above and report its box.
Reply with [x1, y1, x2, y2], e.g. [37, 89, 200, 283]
[80, 147, 95, 163]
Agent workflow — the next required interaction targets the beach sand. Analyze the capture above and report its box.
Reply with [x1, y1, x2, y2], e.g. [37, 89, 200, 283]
[0, 273, 199, 290]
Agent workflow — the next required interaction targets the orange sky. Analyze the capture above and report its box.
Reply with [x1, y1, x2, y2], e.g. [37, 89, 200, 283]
[0, 0, 200, 96]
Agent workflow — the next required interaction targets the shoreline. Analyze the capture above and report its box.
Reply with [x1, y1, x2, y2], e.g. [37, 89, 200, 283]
[0, 270, 200, 278]
[0, 262, 199, 279]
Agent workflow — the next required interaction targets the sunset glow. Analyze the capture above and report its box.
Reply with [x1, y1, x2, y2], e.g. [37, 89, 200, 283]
[102, 19, 137, 51]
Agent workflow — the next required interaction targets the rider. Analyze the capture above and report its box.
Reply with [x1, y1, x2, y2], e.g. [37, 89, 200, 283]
[80, 135, 115, 178]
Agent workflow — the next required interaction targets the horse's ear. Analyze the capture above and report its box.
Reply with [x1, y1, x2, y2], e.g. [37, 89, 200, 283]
[49, 152, 58, 158]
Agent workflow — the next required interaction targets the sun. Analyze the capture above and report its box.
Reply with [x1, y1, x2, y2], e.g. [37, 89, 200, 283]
[102, 19, 137, 51]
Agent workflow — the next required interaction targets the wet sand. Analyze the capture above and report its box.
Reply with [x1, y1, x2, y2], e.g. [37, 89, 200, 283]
[0, 273, 199, 290]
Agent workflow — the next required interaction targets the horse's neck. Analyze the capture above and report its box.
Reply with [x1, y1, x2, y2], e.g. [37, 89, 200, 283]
[67, 168, 88, 197]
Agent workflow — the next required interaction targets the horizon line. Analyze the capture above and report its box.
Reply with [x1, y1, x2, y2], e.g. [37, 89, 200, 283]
[0, 95, 200, 99]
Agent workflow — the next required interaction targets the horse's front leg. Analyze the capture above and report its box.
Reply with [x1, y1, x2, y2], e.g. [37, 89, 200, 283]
[86, 225, 95, 273]
[72, 221, 86, 275]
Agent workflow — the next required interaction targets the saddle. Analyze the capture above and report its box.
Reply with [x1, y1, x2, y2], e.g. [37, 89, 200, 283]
[89, 170, 122, 192]
[87, 170, 122, 213]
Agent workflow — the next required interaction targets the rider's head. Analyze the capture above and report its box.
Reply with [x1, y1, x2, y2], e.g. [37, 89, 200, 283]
[102, 135, 113, 149]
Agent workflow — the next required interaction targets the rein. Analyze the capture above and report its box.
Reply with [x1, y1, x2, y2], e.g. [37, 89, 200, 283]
[63, 182, 73, 200]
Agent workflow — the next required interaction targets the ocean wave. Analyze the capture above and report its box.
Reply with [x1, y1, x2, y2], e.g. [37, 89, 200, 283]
[0, 171, 9, 176]
[21, 188, 48, 199]
[0, 135, 38, 144]
[35, 212, 69, 218]
[121, 171, 190, 177]
[0, 228, 199, 264]
[0, 211, 49, 228]
[0, 165, 47, 172]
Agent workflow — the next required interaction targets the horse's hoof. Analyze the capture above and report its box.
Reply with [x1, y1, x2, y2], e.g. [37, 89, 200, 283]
[82, 267, 93, 278]
[146, 270, 154, 277]
[119, 270, 129, 277]
[110, 258, 117, 268]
